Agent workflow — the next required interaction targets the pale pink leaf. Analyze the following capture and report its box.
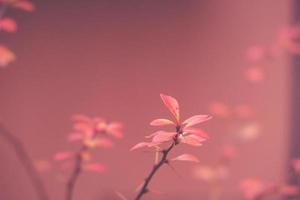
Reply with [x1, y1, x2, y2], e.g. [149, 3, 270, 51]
[97, 138, 114, 148]
[71, 114, 91, 122]
[150, 118, 175, 126]
[152, 131, 177, 143]
[146, 130, 174, 138]
[0, 45, 15, 67]
[68, 132, 83, 142]
[0, 17, 17, 33]
[115, 191, 128, 200]
[12, 1, 35, 12]
[183, 127, 210, 139]
[130, 141, 160, 151]
[73, 122, 93, 137]
[54, 151, 73, 161]
[130, 142, 151, 151]
[107, 122, 124, 138]
[160, 94, 180, 123]
[172, 154, 200, 163]
[179, 134, 205, 146]
[182, 115, 212, 128]
[84, 163, 106, 173]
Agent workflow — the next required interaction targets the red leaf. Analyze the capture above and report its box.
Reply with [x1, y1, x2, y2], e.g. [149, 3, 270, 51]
[150, 118, 175, 126]
[160, 94, 180, 123]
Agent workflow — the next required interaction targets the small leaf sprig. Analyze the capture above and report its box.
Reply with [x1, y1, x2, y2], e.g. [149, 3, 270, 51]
[54, 114, 124, 200]
[131, 94, 212, 200]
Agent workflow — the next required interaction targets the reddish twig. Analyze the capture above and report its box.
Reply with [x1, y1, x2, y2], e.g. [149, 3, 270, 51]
[65, 145, 87, 200]
[134, 126, 182, 200]
[0, 122, 49, 200]
[134, 142, 175, 200]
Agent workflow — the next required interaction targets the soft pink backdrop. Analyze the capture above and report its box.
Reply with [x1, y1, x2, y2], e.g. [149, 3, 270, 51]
[0, 0, 291, 199]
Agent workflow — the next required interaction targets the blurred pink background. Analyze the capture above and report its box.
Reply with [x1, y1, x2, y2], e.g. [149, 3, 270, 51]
[0, 0, 292, 199]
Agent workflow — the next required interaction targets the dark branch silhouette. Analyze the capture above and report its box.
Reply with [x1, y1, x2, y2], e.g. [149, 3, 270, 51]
[65, 145, 87, 200]
[134, 142, 175, 200]
[0, 122, 49, 200]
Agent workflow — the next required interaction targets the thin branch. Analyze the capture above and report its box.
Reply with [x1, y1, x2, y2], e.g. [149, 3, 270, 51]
[65, 145, 87, 200]
[134, 142, 175, 200]
[0, 122, 49, 200]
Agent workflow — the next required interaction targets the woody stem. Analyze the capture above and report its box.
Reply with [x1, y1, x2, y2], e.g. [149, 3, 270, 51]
[134, 142, 175, 200]
[65, 145, 87, 200]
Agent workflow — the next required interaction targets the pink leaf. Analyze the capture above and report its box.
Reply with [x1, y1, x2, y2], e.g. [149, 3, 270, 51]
[0, 45, 15, 67]
[71, 114, 91, 122]
[54, 151, 73, 161]
[73, 122, 93, 137]
[160, 94, 180, 123]
[240, 178, 266, 200]
[130, 142, 150, 151]
[84, 163, 106, 173]
[182, 115, 212, 128]
[0, 17, 17, 33]
[172, 154, 200, 163]
[146, 130, 174, 138]
[68, 132, 83, 142]
[150, 118, 175, 126]
[183, 127, 210, 139]
[152, 131, 177, 143]
[130, 142, 160, 151]
[12, 1, 35, 12]
[97, 138, 114, 148]
[107, 122, 124, 138]
[115, 191, 128, 200]
[179, 134, 205, 146]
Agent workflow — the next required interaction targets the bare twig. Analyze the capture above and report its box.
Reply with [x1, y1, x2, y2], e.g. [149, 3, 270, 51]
[0, 122, 49, 200]
[65, 145, 87, 200]
[134, 142, 175, 200]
